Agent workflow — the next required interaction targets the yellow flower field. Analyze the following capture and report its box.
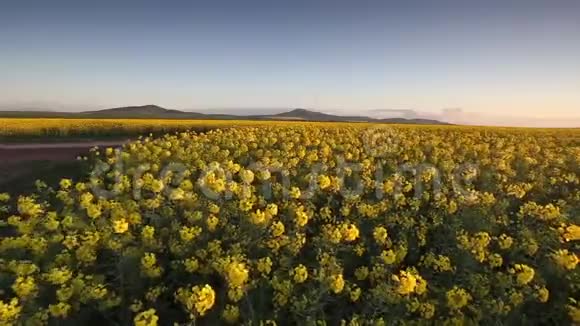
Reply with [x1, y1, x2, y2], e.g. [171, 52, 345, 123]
[0, 118, 260, 139]
[0, 123, 579, 325]
[0, 118, 356, 139]
[1, 117, 576, 139]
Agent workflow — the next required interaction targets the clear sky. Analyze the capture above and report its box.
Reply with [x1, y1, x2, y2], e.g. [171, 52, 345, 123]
[1, 0, 579, 126]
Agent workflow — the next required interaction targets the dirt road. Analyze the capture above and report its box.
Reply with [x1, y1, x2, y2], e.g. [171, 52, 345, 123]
[0, 140, 129, 192]
[0, 140, 128, 164]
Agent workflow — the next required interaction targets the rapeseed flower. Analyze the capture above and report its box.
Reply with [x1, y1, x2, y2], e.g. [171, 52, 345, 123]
[222, 305, 240, 324]
[226, 262, 249, 287]
[446, 287, 472, 310]
[134, 309, 159, 326]
[291, 264, 308, 283]
[373, 226, 388, 245]
[341, 223, 360, 242]
[176, 284, 216, 316]
[328, 274, 345, 294]
[552, 250, 579, 270]
[112, 219, 129, 234]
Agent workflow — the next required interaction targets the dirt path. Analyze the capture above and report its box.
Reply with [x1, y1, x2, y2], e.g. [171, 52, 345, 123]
[0, 140, 130, 194]
[0, 140, 129, 150]
[0, 140, 128, 164]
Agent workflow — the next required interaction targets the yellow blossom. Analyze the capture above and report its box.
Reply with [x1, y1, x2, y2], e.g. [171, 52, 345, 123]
[222, 305, 240, 324]
[141, 253, 163, 278]
[17, 196, 43, 218]
[552, 250, 579, 270]
[176, 284, 216, 316]
[446, 287, 472, 310]
[328, 274, 345, 294]
[511, 264, 535, 285]
[184, 258, 199, 273]
[227, 286, 245, 302]
[291, 264, 308, 283]
[134, 309, 159, 326]
[12, 276, 38, 299]
[498, 234, 513, 249]
[295, 207, 309, 227]
[289, 187, 301, 199]
[318, 175, 332, 190]
[206, 214, 219, 231]
[341, 223, 360, 242]
[141, 225, 155, 239]
[0, 298, 21, 323]
[45, 267, 73, 285]
[380, 250, 397, 265]
[373, 226, 388, 245]
[266, 203, 279, 216]
[0, 193, 10, 201]
[349, 286, 362, 302]
[59, 179, 73, 189]
[536, 287, 549, 303]
[112, 219, 129, 234]
[49, 302, 71, 318]
[257, 257, 273, 275]
[355, 266, 369, 281]
[563, 224, 580, 242]
[250, 209, 267, 225]
[392, 271, 417, 295]
[226, 262, 249, 287]
[240, 169, 255, 184]
[270, 221, 285, 237]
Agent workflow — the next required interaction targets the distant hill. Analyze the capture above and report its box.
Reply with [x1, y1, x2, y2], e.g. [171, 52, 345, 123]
[82, 105, 207, 118]
[0, 105, 450, 125]
[84, 104, 181, 115]
[261, 108, 449, 124]
[270, 108, 372, 122]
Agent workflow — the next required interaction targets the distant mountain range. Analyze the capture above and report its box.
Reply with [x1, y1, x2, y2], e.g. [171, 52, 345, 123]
[0, 104, 449, 125]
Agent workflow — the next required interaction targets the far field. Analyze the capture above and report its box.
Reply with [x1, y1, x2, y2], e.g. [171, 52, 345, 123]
[1, 117, 576, 140]
[0, 117, 577, 197]
[0, 118, 232, 142]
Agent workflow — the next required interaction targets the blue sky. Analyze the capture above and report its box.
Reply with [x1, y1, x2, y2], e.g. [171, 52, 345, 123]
[1, 0, 579, 126]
